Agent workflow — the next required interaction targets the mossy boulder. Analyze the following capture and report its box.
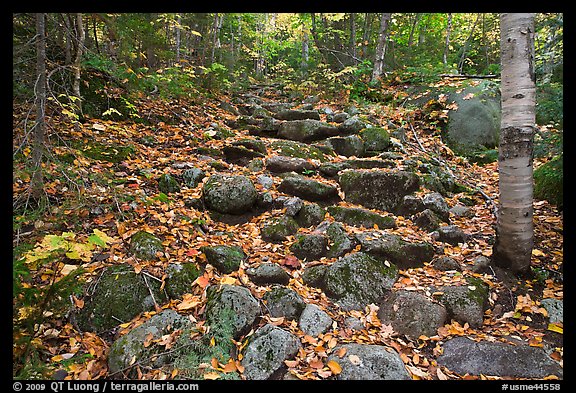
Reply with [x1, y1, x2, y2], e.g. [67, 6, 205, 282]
[294, 203, 326, 228]
[129, 231, 164, 260]
[246, 263, 291, 286]
[338, 169, 420, 212]
[202, 174, 258, 214]
[263, 285, 307, 320]
[165, 263, 202, 299]
[158, 173, 180, 194]
[321, 252, 399, 311]
[326, 135, 365, 157]
[327, 206, 396, 229]
[534, 155, 563, 208]
[278, 119, 339, 142]
[289, 234, 328, 261]
[269, 140, 330, 162]
[182, 168, 205, 188]
[260, 216, 299, 243]
[278, 174, 339, 202]
[201, 245, 246, 274]
[359, 127, 391, 153]
[433, 277, 489, 328]
[302, 264, 329, 288]
[75, 264, 167, 333]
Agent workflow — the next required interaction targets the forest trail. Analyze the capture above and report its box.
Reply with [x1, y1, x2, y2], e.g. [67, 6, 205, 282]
[13, 82, 563, 381]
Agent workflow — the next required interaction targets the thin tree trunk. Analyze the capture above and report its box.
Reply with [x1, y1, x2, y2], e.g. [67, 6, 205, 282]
[210, 13, 221, 64]
[349, 13, 357, 64]
[458, 14, 480, 74]
[72, 13, 85, 119]
[443, 13, 453, 65]
[175, 14, 181, 63]
[31, 13, 47, 201]
[493, 13, 536, 274]
[408, 13, 420, 47]
[371, 12, 392, 83]
[361, 13, 372, 59]
[301, 28, 309, 72]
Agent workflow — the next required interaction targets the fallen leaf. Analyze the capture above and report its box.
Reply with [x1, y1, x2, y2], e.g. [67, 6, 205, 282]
[203, 371, 220, 380]
[547, 323, 563, 334]
[348, 354, 361, 365]
[326, 360, 342, 375]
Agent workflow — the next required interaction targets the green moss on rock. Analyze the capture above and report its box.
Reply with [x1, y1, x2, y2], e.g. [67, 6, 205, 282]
[158, 173, 181, 194]
[359, 127, 391, 152]
[534, 155, 563, 208]
[201, 245, 246, 274]
[129, 231, 164, 260]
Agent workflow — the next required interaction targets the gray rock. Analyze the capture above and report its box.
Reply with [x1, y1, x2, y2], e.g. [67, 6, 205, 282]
[450, 204, 473, 218]
[182, 168, 205, 188]
[242, 324, 302, 380]
[129, 231, 164, 260]
[338, 169, 420, 212]
[359, 127, 391, 153]
[432, 256, 462, 272]
[338, 115, 366, 134]
[470, 255, 492, 274]
[301, 264, 329, 288]
[256, 174, 274, 189]
[223, 145, 266, 165]
[283, 197, 304, 216]
[327, 135, 365, 157]
[333, 112, 350, 123]
[327, 206, 396, 229]
[355, 230, 435, 269]
[158, 173, 180, 194]
[266, 155, 318, 174]
[205, 284, 261, 339]
[322, 252, 398, 311]
[278, 174, 339, 202]
[201, 245, 246, 274]
[232, 138, 268, 154]
[396, 195, 425, 217]
[108, 310, 192, 376]
[263, 285, 306, 320]
[289, 234, 328, 261]
[433, 225, 469, 245]
[294, 203, 326, 228]
[299, 304, 333, 336]
[75, 264, 167, 333]
[344, 316, 364, 331]
[268, 139, 329, 163]
[274, 109, 321, 121]
[434, 278, 489, 328]
[437, 336, 562, 378]
[422, 192, 450, 222]
[165, 263, 201, 299]
[413, 209, 443, 232]
[541, 298, 563, 324]
[377, 290, 447, 338]
[246, 263, 291, 286]
[261, 215, 299, 242]
[325, 222, 357, 258]
[327, 343, 411, 380]
[278, 119, 339, 142]
[203, 174, 258, 214]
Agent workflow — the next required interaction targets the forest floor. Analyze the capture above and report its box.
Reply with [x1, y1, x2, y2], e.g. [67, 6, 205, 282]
[12, 79, 563, 381]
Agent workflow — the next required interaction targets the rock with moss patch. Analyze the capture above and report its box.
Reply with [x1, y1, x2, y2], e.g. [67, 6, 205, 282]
[205, 284, 261, 339]
[158, 173, 181, 194]
[278, 119, 339, 142]
[263, 285, 306, 320]
[432, 225, 469, 245]
[338, 169, 419, 212]
[294, 203, 326, 228]
[278, 174, 339, 202]
[108, 310, 191, 376]
[266, 155, 318, 174]
[274, 109, 321, 121]
[301, 264, 329, 288]
[260, 215, 299, 243]
[246, 263, 290, 286]
[242, 324, 302, 380]
[165, 263, 201, 299]
[433, 277, 489, 328]
[75, 264, 167, 333]
[338, 115, 367, 134]
[202, 174, 258, 215]
[359, 127, 391, 153]
[321, 252, 399, 311]
[534, 154, 563, 208]
[182, 168, 205, 188]
[326, 135, 365, 157]
[268, 140, 330, 162]
[289, 234, 328, 261]
[414, 209, 443, 231]
[201, 245, 246, 274]
[129, 231, 164, 260]
[327, 206, 396, 229]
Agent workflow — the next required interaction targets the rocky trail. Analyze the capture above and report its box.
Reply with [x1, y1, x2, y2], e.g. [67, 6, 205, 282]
[14, 82, 563, 381]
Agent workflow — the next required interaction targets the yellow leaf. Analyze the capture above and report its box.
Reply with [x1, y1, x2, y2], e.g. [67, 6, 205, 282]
[547, 323, 563, 334]
[436, 367, 448, 380]
[532, 249, 545, 257]
[203, 371, 220, 380]
[326, 360, 342, 375]
[220, 276, 237, 285]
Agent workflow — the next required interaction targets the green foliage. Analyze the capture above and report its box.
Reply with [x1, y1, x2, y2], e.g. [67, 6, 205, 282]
[536, 82, 563, 127]
[534, 154, 563, 209]
[199, 62, 232, 92]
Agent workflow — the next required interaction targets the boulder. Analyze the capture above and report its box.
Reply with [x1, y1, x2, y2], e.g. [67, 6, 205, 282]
[355, 231, 435, 269]
[205, 284, 261, 339]
[432, 225, 469, 245]
[75, 264, 167, 333]
[432, 256, 462, 272]
[242, 324, 302, 380]
[327, 343, 410, 380]
[158, 173, 180, 194]
[321, 252, 399, 311]
[434, 277, 489, 328]
[165, 263, 201, 299]
[246, 263, 291, 286]
[377, 290, 447, 338]
[327, 205, 396, 229]
[129, 231, 164, 260]
[301, 264, 329, 288]
[437, 336, 563, 378]
[223, 145, 266, 165]
[337, 115, 367, 134]
[289, 233, 328, 261]
[108, 310, 192, 376]
[326, 135, 365, 157]
[541, 298, 563, 324]
[359, 127, 391, 153]
[232, 138, 268, 154]
[202, 174, 258, 215]
[422, 192, 451, 222]
[278, 174, 339, 202]
[413, 209, 443, 231]
[274, 109, 321, 121]
[263, 285, 307, 320]
[182, 168, 205, 188]
[396, 195, 425, 217]
[283, 197, 304, 216]
[338, 169, 420, 212]
[260, 215, 299, 243]
[299, 304, 333, 336]
[201, 245, 246, 274]
[324, 222, 357, 259]
[266, 155, 318, 174]
[278, 119, 339, 142]
[294, 203, 326, 228]
[269, 139, 331, 162]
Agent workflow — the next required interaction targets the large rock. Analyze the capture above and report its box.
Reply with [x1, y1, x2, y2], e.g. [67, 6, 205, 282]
[274, 109, 321, 121]
[289, 233, 328, 261]
[75, 264, 167, 333]
[434, 277, 489, 328]
[294, 203, 326, 228]
[326, 135, 364, 157]
[444, 82, 501, 156]
[338, 169, 420, 212]
[242, 324, 302, 380]
[158, 173, 180, 194]
[202, 174, 258, 214]
[327, 343, 411, 380]
[321, 252, 399, 311]
[246, 263, 291, 286]
[263, 285, 306, 320]
[377, 290, 447, 338]
[260, 215, 299, 243]
[182, 168, 205, 188]
[437, 337, 563, 378]
[266, 155, 318, 174]
[299, 304, 333, 336]
[278, 174, 339, 202]
[108, 310, 191, 376]
[355, 231, 435, 269]
[201, 245, 246, 274]
[129, 231, 164, 260]
[359, 127, 391, 153]
[327, 206, 396, 229]
[278, 119, 339, 142]
[205, 284, 261, 339]
[165, 263, 201, 299]
[269, 140, 330, 162]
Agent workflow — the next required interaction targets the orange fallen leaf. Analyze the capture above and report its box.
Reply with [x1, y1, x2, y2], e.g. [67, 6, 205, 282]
[326, 360, 342, 375]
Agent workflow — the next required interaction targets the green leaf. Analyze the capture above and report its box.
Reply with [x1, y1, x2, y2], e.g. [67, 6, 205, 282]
[88, 234, 107, 248]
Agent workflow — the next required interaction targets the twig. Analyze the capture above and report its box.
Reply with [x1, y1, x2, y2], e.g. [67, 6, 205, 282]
[142, 273, 159, 309]
[408, 121, 427, 153]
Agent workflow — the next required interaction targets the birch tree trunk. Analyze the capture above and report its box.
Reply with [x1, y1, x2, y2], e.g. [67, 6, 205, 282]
[72, 13, 85, 119]
[371, 13, 392, 83]
[443, 13, 453, 65]
[31, 13, 47, 201]
[492, 13, 536, 274]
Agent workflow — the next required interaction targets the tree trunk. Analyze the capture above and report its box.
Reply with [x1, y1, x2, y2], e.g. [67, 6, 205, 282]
[371, 12, 392, 83]
[361, 13, 372, 59]
[349, 13, 357, 64]
[175, 14, 181, 63]
[31, 13, 47, 201]
[408, 13, 420, 47]
[492, 13, 536, 274]
[443, 13, 453, 65]
[72, 13, 85, 119]
[458, 14, 480, 74]
[301, 28, 309, 72]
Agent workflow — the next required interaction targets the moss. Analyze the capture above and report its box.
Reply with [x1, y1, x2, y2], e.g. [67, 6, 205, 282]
[465, 276, 489, 308]
[534, 155, 563, 208]
[327, 206, 396, 229]
[359, 127, 391, 152]
[129, 231, 164, 260]
[201, 245, 245, 274]
[158, 174, 181, 194]
[269, 140, 330, 162]
[166, 263, 201, 299]
[72, 140, 135, 163]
